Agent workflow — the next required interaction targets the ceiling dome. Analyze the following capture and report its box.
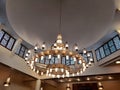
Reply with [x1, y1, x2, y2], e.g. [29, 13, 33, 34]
[6, 0, 115, 49]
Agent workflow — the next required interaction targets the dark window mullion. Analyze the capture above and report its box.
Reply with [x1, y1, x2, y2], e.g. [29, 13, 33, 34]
[22, 48, 26, 58]
[107, 42, 112, 54]
[18, 45, 22, 56]
[6, 37, 11, 49]
[98, 48, 102, 60]
[112, 38, 117, 51]
[11, 39, 16, 50]
[103, 45, 107, 56]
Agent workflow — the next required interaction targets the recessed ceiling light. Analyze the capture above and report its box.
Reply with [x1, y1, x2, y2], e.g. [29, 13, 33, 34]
[108, 76, 113, 79]
[116, 61, 120, 64]
[87, 77, 90, 81]
[95, 76, 103, 80]
[68, 79, 72, 82]
[77, 78, 80, 81]
[59, 79, 64, 82]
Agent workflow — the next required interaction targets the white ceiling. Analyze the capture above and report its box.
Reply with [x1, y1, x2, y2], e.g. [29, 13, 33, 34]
[6, 0, 115, 49]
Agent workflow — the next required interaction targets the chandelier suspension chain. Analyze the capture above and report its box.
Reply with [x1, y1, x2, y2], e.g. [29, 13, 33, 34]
[59, 0, 62, 34]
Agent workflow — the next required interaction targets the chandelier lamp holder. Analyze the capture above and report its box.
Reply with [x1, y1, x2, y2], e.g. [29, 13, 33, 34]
[24, 34, 93, 78]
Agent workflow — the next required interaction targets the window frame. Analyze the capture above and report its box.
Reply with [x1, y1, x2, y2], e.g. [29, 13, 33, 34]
[0, 29, 16, 51]
[16, 44, 28, 58]
[95, 35, 120, 61]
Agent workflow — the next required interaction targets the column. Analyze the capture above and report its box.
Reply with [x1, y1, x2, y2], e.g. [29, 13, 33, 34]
[35, 79, 41, 90]
[92, 49, 97, 64]
[12, 38, 22, 53]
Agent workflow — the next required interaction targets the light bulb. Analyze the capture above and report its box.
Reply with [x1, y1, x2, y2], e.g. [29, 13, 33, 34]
[42, 42, 46, 50]
[26, 61, 30, 64]
[41, 87, 43, 90]
[35, 58, 38, 62]
[83, 66, 86, 72]
[80, 70, 83, 74]
[34, 45, 38, 51]
[86, 64, 89, 68]
[7, 77, 11, 82]
[82, 63, 85, 67]
[31, 66, 34, 69]
[55, 68, 58, 72]
[74, 44, 78, 51]
[77, 78, 80, 81]
[54, 43, 57, 47]
[50, 68, 52, 72]
[36, 70, 39, 74]
[89, 58, 93, 61]
[52, 74, 55, 78]
[98, 82, 102, 86]
[25, 53, 29, 57]
[83, 48, 87, 54]
[31, 61, 34, 64]
[57, 40, 62, 44]
[66, 74, 70, 77]
[57, 75, 60, 78]
[48, 73, 51, 76]
[62, 74, 65, 78]
[87, 53, 91, 57]
[41, 72, 43, 75]
[57, 54, 60, 59]
[65, 42, 69, 49]
[61, 68, 64, 72]
[33, 68, 36, 72]
[66, 55, 69, 60]
[87, 77, 90, 80]
[25, 57, 28, 60]
[41, 56, 44, 60]
[46, 70, 49, 74]
[79, 60, 82, 64]
[72, 73, 75, 76]
[77, 72, 79, 75]
[48, 55, 52, 59]
[28, 50, 31, 54]
[73, 57, 76, 61]
[88, 61, 92, 66]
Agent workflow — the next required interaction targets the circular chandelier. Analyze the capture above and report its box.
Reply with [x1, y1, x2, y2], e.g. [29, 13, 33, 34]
[24, 0, 93, 78]
[24, 34, 93, 78]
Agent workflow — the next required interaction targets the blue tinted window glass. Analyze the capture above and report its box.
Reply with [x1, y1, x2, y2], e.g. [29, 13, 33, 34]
[19, 51, 24, 57]
[1, 39, 7, 46]
[21, 46, 25, 51]
[113, 36, 120, 49]
[99, 47, 105, 58]
[4, 34, 10, 40]
[62, 57, 65, 65]
[6, 38, 15, 49]
[50, 58, 54, 64]
[70, 58, 75, 65]
[83, 55, 88, 63]
[55, 57, 59, 64]
[0, 30, 16, 51]
[66, 60, 70, 65]
[45, 58, 49, 64]
[0, 30, 4, 40]
[40, 59, 45, 64]
[108, 40, 114, 46]
[108, 40, 116, 53]
[95, 50, 101, 60]
[1, 34, 10, 46]
[103, 44, 110, 56]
